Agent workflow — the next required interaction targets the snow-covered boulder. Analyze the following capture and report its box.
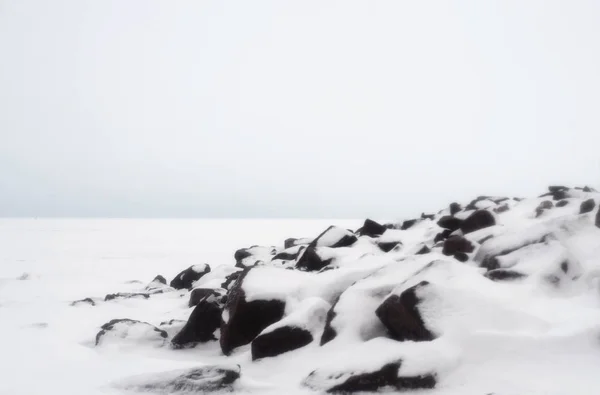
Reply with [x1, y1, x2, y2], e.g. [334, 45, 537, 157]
[295, 247, 332, 272]
[116, 365, 241, 393]
[172, 290, 224, 348]
[220, 268, 288, 355]
[95, 319, 167, 347]
[376, 281, 435, 342]
[170, 264, 211, 290]
[104, 292, 150, 301]
[304, 338, 457, 393]
[251, 297, 330, 360]
[310, 225, 357, 248]
[234, 245, 277, 268]
[189, 287, 225, 308]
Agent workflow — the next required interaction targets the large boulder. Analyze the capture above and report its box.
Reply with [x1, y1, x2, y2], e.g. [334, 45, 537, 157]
[436, 216, 463, 232]
[356, 219, 386, 238]
[251, 297, 329, 360]
[375, 281, 435, 342]
[189, 288, 225, 308]
[295, 247, 332, 272]
[116, 365, 241, 393]
[220, 269, 286, 355]
[170, 264, 211, 290]
[305, 362, 435, 393]
[95, 319, 167, 347]
[580, 198, 596, 214]
[251, 326, 312, 360]
[442, 236, 474, 256]
[460, 210, 496, 234]
[449, 202, 461, 215]
[310, 226, 357, 249]
[172, 290, 225, 348]
[234, 245, 277, 268]
[303, 338, 442, 393]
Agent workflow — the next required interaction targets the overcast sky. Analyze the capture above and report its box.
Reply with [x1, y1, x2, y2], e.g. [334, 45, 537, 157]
[1, 1, 599, 218]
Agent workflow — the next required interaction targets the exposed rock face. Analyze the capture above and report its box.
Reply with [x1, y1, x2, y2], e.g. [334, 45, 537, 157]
[375, 281, 434, 342]
[377, 241, 401, 253]
[310, 226, 358, 248]
[596, 207, 600, 228]
[220, 270, 286, 355]
[580, 198, 596, 214]
[296, 247, 332, 272]
[251, 326, 313, 360]
[356, 219, 386, 238]
[437, 216, 463, 232]
[449, 202, 461, 215]
[172, 292, 224, 348]
[442, 236, 474, 256]
[401, 219, 418, 230]
[460, 210, 496, 234]
[189, 288, 225, 308]
[170, 264, 211, 290]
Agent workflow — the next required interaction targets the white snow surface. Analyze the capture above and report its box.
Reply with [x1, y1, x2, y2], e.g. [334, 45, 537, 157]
[2, 194, 600, 395]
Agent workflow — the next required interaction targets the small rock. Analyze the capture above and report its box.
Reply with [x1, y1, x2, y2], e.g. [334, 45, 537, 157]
[400, 219, 418, 230]
[535, 200, 554, 217]
[104, 292, 149, 301]
[580, 199, 596, 214]
[556, 199, 569, 207]
[95, 319, 167, 347]
[453, 252, 469, 262]
[449, 202, 461, 215]
[71, 297, 96, 307]
[485, 269, 527, 281]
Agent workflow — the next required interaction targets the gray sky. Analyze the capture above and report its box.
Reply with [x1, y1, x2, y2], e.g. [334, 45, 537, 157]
[1, 0, 599, 218]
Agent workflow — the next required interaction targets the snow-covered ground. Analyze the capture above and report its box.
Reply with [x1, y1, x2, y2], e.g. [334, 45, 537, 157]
[0, 219, 359, 395]
[2, 191, 600, 395]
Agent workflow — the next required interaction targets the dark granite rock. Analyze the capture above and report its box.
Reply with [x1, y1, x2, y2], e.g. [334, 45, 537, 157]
[460, 210, 495, 234]
[220, 269, 286, 355]
[356, 219, 387, 238]
[251, 326, 313, 360]
[580, 199, 596, 214]
[442, 236, 474, 256]
[170, 264, 211, 290]
[296, 247, 332, 272]
[437, 216, 463, 232]
[375, 281, 435, 342]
